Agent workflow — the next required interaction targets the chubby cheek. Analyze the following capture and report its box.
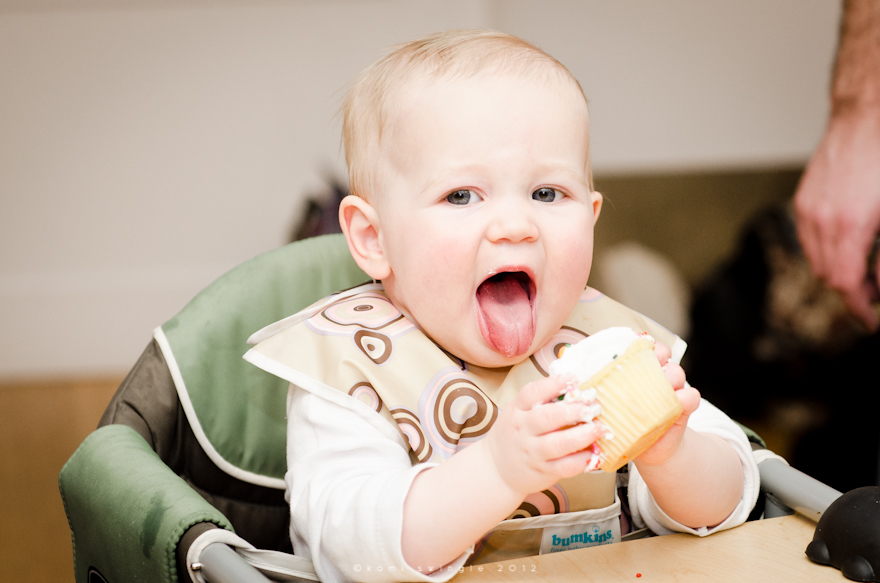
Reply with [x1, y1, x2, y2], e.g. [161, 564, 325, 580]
[539, 236, 594, 327]
[552, 235, 594, 289]
[395, 226, 476, 321]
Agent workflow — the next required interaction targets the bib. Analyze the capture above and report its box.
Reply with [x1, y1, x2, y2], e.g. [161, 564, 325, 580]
[245, 283, 685, 562]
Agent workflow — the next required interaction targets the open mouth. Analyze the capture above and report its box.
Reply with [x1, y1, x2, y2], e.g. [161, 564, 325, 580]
[476, 271, 536, 358]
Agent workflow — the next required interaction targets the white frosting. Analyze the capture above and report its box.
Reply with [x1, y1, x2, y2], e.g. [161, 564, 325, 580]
[549, 327, 654, 466]
[549, 327, 657, 472]
[549, 326, 649, 384]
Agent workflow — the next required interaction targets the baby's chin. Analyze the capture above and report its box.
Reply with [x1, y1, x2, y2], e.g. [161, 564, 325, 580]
[472, 351, 527, 369]
[449, 336, 542, 369]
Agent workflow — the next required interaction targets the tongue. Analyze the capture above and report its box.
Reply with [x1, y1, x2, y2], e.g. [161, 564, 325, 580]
[476, 274, 534, 358]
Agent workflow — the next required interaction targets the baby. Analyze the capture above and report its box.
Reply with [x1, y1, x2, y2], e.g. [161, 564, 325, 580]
[246, 29, 759, 582]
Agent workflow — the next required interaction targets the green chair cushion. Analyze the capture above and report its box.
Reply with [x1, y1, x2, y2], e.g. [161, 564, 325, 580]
[59, 424, 234, 583]
[158, 234, 368, 488]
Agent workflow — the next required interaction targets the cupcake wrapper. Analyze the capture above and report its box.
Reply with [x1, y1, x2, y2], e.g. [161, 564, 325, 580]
[584, 338, 682, 472]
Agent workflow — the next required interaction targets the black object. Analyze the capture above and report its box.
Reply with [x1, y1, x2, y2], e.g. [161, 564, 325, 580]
[291, 178, 348, 242]
[806, 486, 880, 581]
[687, 205, 880, 492]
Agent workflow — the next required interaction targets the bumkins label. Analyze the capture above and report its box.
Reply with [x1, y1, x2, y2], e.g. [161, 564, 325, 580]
[539, 517, 621, 554]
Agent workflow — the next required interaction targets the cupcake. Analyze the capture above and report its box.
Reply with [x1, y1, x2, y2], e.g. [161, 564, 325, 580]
[549, 327, 682, 472]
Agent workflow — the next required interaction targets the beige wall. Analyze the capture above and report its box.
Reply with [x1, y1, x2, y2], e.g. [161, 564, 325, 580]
[0, 0, 841, 378]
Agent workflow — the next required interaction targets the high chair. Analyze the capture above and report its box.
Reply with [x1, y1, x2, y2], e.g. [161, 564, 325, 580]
[60, 234, 368, 583]
[59, 234, 842, 583]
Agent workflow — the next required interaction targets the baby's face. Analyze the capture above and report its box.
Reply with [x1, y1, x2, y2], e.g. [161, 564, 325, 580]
[371, 73, 601, 368]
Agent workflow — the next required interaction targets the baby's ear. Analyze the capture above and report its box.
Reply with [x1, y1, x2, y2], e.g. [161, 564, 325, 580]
[590, 191, 603, 221]
[339, 195, 391, 280]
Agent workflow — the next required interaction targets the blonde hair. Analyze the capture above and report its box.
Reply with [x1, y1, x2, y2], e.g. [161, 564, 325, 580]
[342, 29, 592, 199]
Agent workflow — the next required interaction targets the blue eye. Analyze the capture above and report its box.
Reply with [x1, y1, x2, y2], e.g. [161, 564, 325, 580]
[532, 187, 559, 202]
[446, 190, 478, 205]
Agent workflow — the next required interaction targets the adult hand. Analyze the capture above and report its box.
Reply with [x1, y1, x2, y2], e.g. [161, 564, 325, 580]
[794, 108, 880, 330]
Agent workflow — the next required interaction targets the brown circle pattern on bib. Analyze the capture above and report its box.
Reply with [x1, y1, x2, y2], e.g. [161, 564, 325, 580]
[390, 407, 433, 462]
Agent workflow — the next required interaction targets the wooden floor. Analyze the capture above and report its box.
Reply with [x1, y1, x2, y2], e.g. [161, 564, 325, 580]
[0, 377, 121, 583]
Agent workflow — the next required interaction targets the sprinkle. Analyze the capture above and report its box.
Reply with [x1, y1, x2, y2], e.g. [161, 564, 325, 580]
[556, 380, 577, 401]
[636, 574, 642, 578]
[584, 453, 601, 472]
[584, 442, 604, 472]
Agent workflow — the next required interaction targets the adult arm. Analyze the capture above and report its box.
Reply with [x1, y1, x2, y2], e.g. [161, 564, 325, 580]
[794, 0, 880, 329]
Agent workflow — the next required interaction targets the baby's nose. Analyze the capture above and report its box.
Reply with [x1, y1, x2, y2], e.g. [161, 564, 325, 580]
[486, 203, 539, 243]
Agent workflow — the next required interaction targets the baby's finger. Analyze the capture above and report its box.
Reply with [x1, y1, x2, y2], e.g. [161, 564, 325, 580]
[653, 341, 671, 366]
[517, 373, 579, 410]
[546, 447, 602, 478]
[540, 420, 605, 461]
[528, 399, 595, 435]
[675, 385, 701, 417]
[662, 362, 686, 391]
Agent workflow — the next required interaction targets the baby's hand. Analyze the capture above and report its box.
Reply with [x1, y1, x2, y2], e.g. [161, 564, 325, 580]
[635, 342, 700, 467]
[483, 374, 606, 498]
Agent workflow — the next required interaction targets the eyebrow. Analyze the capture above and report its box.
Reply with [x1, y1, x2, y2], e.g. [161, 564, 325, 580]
[416, 163, 488, 196]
